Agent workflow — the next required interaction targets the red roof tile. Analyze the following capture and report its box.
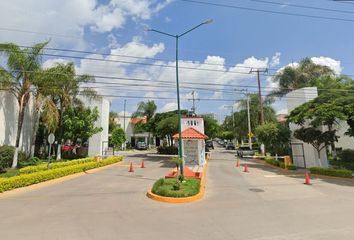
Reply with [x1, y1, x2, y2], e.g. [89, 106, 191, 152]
[173, 127, 208, 140]
[130, 116, 147, 124]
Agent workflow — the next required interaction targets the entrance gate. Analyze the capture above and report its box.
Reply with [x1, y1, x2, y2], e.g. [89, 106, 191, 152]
[290, 142, 306, 168]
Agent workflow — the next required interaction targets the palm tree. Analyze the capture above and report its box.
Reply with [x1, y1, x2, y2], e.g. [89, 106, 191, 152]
[39, 62, 95, 159]
[133, 100, 157, 147]
[271, 58, 334, 97]
[0, 42, 48, 167]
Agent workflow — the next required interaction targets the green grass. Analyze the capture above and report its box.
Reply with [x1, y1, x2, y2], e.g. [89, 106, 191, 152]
[0, 169, 19, 178]
[152, 178, 200, 198]
[310, 167, 353, 178]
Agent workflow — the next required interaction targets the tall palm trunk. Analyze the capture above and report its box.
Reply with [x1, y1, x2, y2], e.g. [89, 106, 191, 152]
[56, 103, 65, 160]
[12, 93, 29, 168]
[30, 96, 42, 157]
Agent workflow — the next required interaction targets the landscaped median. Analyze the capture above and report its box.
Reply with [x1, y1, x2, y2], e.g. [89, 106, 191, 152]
[0, 156, 123, 193]
[147, 163, 208, 204]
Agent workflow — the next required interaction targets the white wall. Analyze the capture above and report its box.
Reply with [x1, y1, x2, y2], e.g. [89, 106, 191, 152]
[81, 97, 110, 156]
[334, 120, 354, 150]
[0, 91, 34, 154]
[286, 87, 328, 168]
[182, 117, 205, 133]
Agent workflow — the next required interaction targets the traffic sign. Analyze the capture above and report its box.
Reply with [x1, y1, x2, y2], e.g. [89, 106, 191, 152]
[247, 132, 254, 138]
[48, 133, 55, 144]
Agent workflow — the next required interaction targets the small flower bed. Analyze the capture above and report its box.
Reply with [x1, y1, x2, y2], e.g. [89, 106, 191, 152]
[151, 178, 200, 198]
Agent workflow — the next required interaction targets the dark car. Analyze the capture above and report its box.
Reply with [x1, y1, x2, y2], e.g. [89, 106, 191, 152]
[206, 140, 214, 150]
[226, 142, 235, 150]
[236, 146, 255, 157]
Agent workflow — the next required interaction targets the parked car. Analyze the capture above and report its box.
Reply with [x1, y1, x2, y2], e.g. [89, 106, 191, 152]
[236, 146, 255, 157]
[206, 140, 214, 150]
[226, 142, 235, 150]
[136, 142, 148, 150]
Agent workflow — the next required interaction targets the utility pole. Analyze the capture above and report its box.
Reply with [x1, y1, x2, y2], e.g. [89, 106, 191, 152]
[123, 99, 126, 150]
[250, 68, 268, 125]
[188, 91, 200, 114]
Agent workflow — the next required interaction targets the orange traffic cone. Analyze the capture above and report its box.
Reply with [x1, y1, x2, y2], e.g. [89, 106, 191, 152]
[141, 160, 145, 168]
[304, 172, 311, 185]
[243, 164, 249, 173]
[129, 162, 134, 172]
[236, 159, 240, 167]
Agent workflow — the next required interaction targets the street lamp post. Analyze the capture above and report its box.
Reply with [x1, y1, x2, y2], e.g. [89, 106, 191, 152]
[146, 19, 212, 176]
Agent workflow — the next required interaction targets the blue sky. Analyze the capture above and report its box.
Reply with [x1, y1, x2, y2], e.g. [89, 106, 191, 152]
[1, 0, 353, 122]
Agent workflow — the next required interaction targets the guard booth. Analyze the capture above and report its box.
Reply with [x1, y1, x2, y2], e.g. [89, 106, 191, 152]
[173, 128, 208, 166]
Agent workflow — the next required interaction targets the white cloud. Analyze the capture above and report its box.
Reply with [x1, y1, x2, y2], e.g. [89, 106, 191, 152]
[160, 102, 177, 112]
[311, 56, 342, 74]
[0, 0, 172, 47]
[270, 52, 281, 67]
[42, 58, 70, 69]
[276, 108, 288, 115]
[144, 91, 157, 99]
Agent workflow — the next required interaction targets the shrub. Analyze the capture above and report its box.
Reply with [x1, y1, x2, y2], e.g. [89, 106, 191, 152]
[152, 178, 200, 198]
[19, 157, 95, 174]
[310, 167, 353, 178]
[339, 149, 354, 162]
[0, 145, 15, 169]
[286, 164, 297, 170]
[157, 146, 178, 155]
[18, 157, 42, 168]
[0, 156, 123, 192]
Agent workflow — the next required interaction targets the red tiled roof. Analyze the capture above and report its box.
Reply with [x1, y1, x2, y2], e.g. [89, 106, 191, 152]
[130, 116, 147, 124]
[173, 127, 208, 140]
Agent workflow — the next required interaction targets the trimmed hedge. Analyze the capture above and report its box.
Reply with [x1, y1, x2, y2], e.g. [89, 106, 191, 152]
[19, 157, 94, 174]
[0, 156, 123, 193]
[310, 167, 353, 178]
[265, 157, 297, 170]
[157, 146, 178, 155]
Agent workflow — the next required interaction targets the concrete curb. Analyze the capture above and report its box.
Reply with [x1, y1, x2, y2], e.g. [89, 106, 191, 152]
[146, 162, 208, 204]
[0, 160, 124, 198]
[252, 157, 354, 182]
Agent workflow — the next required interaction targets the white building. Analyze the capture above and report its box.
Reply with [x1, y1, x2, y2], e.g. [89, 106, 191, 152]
[286, 87, 354, 168]
[0, 90, 110, 158]
[80, 97, 110, 157]
[0, 91, 34, 155]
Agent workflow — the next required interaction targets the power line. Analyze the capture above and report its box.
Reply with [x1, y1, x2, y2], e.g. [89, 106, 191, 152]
[0, 27, 76, 38]
[248, 0, 354, 15]
[179, 0, 354, 23]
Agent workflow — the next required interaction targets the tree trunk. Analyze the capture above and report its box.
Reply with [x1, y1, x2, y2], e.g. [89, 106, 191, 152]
[56, 104, 64, 160]
[12, 94, 28, 168]
[30, 99, 42, 157]
[328, 124, 337, 158]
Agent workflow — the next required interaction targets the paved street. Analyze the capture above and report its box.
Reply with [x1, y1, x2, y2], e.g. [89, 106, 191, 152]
[1, 147, 354, 240]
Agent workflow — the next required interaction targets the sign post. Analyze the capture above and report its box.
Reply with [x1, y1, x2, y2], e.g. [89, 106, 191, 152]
[47, 133, 55, 169]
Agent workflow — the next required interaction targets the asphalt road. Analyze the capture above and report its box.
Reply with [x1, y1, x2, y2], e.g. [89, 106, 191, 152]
[1, 147, 354, 240]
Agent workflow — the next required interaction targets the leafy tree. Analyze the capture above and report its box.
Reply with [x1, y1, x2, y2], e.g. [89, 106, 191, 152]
[109, 111, 118, 133]
[202, 115, 220, 139]
[133, 100, 157, 146]
[255, 123, 291, 155]
[0, 42, 48, 167]
[156, 116, 178, 146]
[294, 127, 337, 162]
[62, 104, 102, 145]
[271, 58, 334, 97]
[111, 127, 126, 149]
[39, 62, 95, 159]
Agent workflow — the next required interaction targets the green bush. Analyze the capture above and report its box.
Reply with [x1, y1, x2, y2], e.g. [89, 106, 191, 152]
[0, 156, 123, 192]
[287, 164, 297, 170]
[19, 157, 95, 174]
[339, 149, 354, 162]
[0, 145, 27, 169]
[18, 157, 42, 168]
[0, 145, 15, 169]
[152, 178, 200, 198]
[157, 146, 178, 155]
[310, 167, 353, 178]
